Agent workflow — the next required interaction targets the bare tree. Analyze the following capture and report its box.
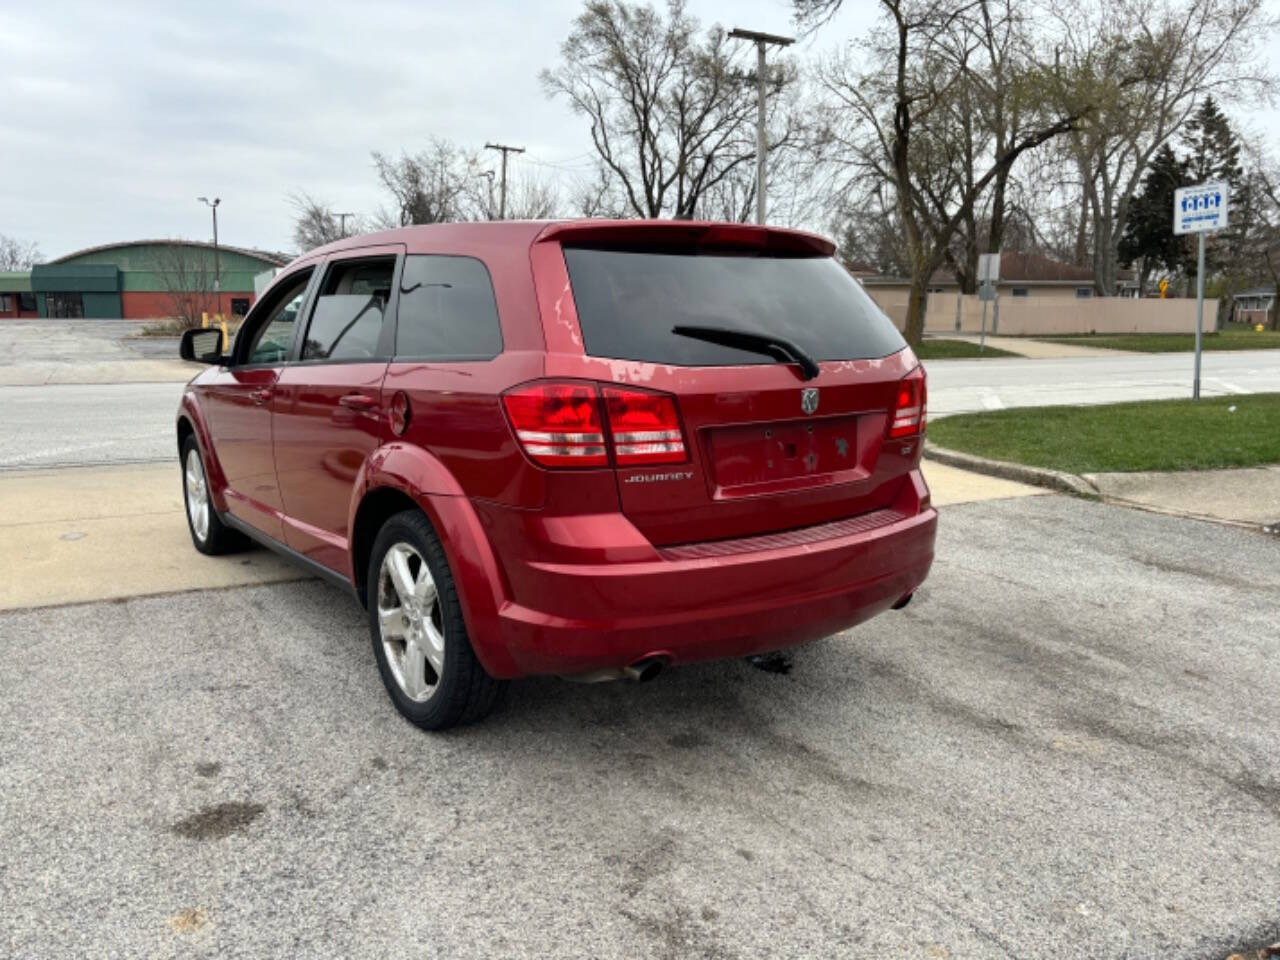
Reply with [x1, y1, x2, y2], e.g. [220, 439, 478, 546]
[831, 184, 915, 276]
[500, 171, 561, 219]
[289, 192, 356, 251]
[542, 0, 791, 219]
[932, 0, 1039, 291]
[806, 0, 1090, 346]
[156, 243, 217, 329]
[1048, 0, 1274, 294]
[372, 140, 483, 225]
[370, 141, 561, 225]
[0, 234, 42, 270]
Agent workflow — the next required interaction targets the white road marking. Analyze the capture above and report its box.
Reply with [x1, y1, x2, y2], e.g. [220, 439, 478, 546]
[1210, 379, 1248, 394]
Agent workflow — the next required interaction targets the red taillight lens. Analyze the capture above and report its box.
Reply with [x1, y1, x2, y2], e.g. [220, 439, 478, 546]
[502, 381, 688, 469]
[888, 367, 927, 439]
[501, 382, 607, 467]
[603, 386, 687, 465]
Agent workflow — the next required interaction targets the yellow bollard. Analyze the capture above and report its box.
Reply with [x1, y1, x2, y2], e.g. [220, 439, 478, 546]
[220, 316, 229, 344]
[201, 312, 209, 328]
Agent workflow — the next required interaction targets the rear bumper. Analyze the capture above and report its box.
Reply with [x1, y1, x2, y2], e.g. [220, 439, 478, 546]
[434, 471, 936, 679]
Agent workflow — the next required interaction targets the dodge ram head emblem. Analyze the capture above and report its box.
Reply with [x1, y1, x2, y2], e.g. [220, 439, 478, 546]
[801, 387, 819, 415]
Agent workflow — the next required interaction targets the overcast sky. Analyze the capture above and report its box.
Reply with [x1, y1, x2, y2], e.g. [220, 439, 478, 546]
[1, 0, 1276, 260]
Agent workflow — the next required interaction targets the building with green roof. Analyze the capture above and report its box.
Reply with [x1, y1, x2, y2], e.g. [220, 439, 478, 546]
[22, 240, 290, 320]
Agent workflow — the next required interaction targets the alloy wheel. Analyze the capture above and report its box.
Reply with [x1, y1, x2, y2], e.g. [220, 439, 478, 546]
[376, 543, 445, 702]
[184, 448, 210, 542]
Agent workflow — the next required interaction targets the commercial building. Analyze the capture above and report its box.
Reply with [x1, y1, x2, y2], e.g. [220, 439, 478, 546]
[22, 240, 289, 320]
[0, 271, 39, 318]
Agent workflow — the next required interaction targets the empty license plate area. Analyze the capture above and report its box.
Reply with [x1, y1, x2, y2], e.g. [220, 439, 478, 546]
[706, 415, 864, 496]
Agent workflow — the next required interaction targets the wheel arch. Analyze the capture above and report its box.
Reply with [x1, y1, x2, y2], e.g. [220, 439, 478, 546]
[350, 486, 425, 607]
[176, 395, 230, 514]
[347, 446, 515, 676]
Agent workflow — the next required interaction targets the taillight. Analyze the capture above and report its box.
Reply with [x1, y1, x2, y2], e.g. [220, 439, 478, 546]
[603, 387, 686, 465]
[501, 382, 607, 467]
[502, 381, 687, 469]
[888, 366, 927, 439]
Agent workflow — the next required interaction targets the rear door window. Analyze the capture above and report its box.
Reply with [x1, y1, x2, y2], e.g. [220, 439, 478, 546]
[301, 257, 396, 361]
[562, 248, 906, 366]
[394, 255, 502, 361]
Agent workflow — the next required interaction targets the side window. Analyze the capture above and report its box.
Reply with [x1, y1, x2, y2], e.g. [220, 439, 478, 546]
[245, 270, 312, 365]
[301, 256, 396, 361]
[395, 255, 502, 360]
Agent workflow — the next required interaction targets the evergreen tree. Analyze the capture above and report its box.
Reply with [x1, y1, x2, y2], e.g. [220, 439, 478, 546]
[1118, 143, 1191, 289]
[1184, 96, 1243, 186]
[1183, 96, 1247, 278]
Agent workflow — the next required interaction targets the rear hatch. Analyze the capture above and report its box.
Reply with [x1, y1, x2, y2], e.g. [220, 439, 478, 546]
[541, 224, 923, 547]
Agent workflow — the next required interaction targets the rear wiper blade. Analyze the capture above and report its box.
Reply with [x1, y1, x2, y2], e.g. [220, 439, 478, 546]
[671, 324, 820, 381]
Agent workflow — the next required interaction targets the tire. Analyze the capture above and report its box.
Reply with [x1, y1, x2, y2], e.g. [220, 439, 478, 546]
[367, 509, 505, 730]
[181, 434, 249, 556]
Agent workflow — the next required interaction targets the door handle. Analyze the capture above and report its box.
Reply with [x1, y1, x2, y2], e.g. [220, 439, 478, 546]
[339, 393, 377, 412]
[250, 388, 272, 405]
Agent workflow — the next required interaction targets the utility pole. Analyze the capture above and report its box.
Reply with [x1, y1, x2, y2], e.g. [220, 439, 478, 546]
[484, 143, 525, 219]
[476, 171, 496, 219]
[335, 212, 355, 238]
[729, 28, 793, 225]
[197, 196, 221, 310]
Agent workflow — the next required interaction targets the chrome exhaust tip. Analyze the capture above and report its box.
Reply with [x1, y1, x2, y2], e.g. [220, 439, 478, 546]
[621, 657, 665, 683]
[560, 655, 668, 684]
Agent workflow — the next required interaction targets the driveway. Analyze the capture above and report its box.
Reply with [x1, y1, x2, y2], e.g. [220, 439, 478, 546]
[4, 495, 1277, 959]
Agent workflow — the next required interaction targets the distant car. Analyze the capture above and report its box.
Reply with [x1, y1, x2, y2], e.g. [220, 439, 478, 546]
[177, 220, 936, 729]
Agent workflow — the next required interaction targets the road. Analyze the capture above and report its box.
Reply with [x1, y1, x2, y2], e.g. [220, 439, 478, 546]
[3, 319, 1278, 469]
[0, 380, 183, 469]
[3, 495, 1278, 959]
[925, 348, 1280, 415]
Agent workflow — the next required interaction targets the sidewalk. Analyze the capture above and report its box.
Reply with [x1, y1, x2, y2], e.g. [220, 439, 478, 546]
[928, 334, 1133, 359]
[923, 460, 1048, 506]
[0, 463, 305, 610]
[1084, 465, 1280, 528]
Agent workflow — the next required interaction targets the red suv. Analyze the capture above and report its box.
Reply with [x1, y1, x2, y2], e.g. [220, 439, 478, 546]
[177, 220, 936, 729]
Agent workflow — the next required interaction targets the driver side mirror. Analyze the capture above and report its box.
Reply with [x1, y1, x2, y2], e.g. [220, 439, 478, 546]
[180, 327, 225, 364]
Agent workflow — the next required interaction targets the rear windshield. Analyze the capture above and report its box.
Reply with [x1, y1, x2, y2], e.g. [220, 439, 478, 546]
[562, 248, 906, 366]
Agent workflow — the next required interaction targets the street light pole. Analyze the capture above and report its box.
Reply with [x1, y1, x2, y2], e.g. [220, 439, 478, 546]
[197, 196, 221, 312]
[729, 28, 794, 225]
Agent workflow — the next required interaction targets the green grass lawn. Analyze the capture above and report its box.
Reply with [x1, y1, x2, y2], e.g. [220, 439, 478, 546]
[915, 338, 1018, 359]
[1036, 329, 1280, 353]
[928, 393, 1280, 473]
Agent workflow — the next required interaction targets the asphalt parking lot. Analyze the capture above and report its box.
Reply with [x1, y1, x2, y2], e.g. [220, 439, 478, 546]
[4, 495, 1278, 959]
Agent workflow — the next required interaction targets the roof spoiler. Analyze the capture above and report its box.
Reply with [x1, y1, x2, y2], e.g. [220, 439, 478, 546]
[534, 219, 836, 257]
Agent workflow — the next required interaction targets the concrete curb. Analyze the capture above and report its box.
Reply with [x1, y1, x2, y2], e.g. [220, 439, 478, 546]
[924, 444, 1278, 534]
[923, 442, 1099, 497]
